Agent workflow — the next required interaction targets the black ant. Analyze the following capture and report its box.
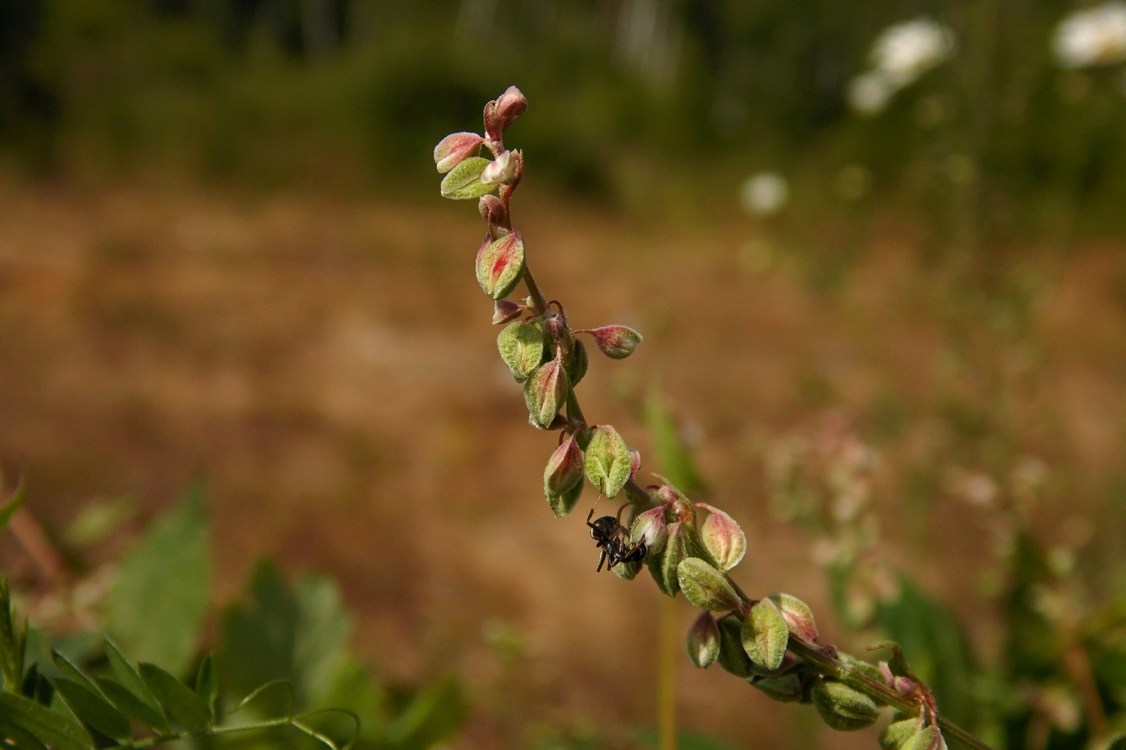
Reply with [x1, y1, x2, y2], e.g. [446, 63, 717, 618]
[585, 507, 648, 572]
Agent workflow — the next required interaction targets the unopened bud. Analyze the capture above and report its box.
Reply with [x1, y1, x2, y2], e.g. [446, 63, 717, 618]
[544, 434, 584, 497]
[630, 506, 668, 554]
[478, 194, 508, 227]
[583, 424, 631, 498]
[767, 593, 820, 643]
[741, 597, 790, 673]
[482, 150, 519, 185]
[497, 320, 546, 382]
[434, 131, 484, 173]
[697, 503, 746, 571]
[476, 231, 525, 300]
[524, 354, 567, 430]
[685, 611, 721, 669]
[581, 324, 643, 359]
[439, 156, 495, 201]
[811, 678, 881, 731]
[677, 557, 742, 611]
[495, 85, 528, 124]
[492, 299, 523, 325]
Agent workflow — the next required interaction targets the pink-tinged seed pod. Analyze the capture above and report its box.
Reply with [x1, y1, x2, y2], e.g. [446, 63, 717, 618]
[696, 503, 746, 571]
[433, 131, 484, 173]
[524, 354, 567, 430]
[478, 193, 508, 227]
[492, 299, 523, 325]
[767, 593, 820, 644]
[475, 231, 525, 300]
[630, 505, 668, 554]
[581, 325, 643, 359]
[544, 433, 585, 497]
[628, 448, 641, 481]
[685, 611, 721, 669]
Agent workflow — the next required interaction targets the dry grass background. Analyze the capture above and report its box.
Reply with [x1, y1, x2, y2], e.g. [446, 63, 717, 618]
[0, 176, 1124, 748]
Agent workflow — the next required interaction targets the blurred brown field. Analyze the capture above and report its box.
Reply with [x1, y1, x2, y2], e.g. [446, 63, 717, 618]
[1, 172, 1123, 747]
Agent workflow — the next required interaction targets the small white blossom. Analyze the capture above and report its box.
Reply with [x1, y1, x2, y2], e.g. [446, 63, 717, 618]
[847, 70, 897, 115]
[870, 18, 957, 86]
[739, 172, 789, 217]
[1053, 1, 1126, 68]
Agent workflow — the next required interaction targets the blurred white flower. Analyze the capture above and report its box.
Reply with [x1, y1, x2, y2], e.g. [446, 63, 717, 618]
[739, 172, 789, 217]
[870, 18, 956, 86]
[848, 17, 955, 115]
[847, 70, 897, 115]
[1053, 1, 1126, 68]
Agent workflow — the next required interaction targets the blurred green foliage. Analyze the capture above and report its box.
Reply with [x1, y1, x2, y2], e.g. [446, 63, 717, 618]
[3, 0, 1125, 235]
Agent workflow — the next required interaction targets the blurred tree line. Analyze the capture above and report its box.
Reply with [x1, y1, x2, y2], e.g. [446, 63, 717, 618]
[1, 0, 1123, 235]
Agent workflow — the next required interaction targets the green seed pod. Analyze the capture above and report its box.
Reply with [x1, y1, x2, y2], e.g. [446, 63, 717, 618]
[546, 481, 583, 518]
[715, 613, 754, 678]
[741, 597, 790, 673]
[677, 558, 742, 611]
[611, 557, 644, 580]
[648, 521, 687, 597]
[750, 672, 805, 703]
[498, 321, 546, 382]
[838, 652, 887, 684]
[768, 593, 819, 643]
[880, 716, 924, 750]
[440, 155, 495, 200]
[811, 678, 881, 731]
[565, 339, 589, 386]
[543, 434, 584, 497]
[524, 355, 567, 429]
[696, 503, 746, 571]
[583, 424, 631, 498]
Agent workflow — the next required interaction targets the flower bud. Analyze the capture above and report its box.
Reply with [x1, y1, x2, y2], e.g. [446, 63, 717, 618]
[492, 299, 523, 325]
[478, 194, 508, 227]
[811, 678, 881, 731]
[715, 613, 754, 678]
[677, 557, 742, 611]
[439, 156, 496, 201]
[582, 324, 643, 359]
[630, 506, 668, 555]
[482, 150, 518, 185]
[583, 424, 631, 498]
[497, 320, 546, 382]
[696, 503, 746, 571]
[434, 131, 484, 173]
[495, 85, 528, 124]
[685, 611, 720, 669]
[767, 593, 820, 643]
[476, 231, 525, 300]
[544, 434, 584, 497]
[524, 354, 567, 430]
[741, 597, 790, 673]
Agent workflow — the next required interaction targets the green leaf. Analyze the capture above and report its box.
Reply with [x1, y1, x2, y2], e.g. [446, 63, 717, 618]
[0, 711, 49, 750]
[385, 676, 466, 749]
[53, 678, 132, 742]
[195, 653, 218, 715]
[102, 638, 167, 732]
[96, 678, 169, 734]
[51, 650, 101, 695]
[439, 156, 495, 200]
[0, 690, 93, 750]
[106, 481, 211, 676]
[645, 387, 706, 496]
[139, 662, 212, 731]
[741, 598, 789, 673]
[1, 578, 27, 691]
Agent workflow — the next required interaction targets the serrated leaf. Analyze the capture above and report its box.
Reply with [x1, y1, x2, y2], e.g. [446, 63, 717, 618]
[139, 662, 212, 731]
[102, 638, 167, 731]
[106, 482, 211, 676]
[54, 678, 132, 742]
[439, 156, 495, 200]
[475, 232, 525, 300]
[96, 678, 169, 734]
[583, 425, 631, 498]
[0, 690, 93, 750]
[741, 598, 789, 672]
